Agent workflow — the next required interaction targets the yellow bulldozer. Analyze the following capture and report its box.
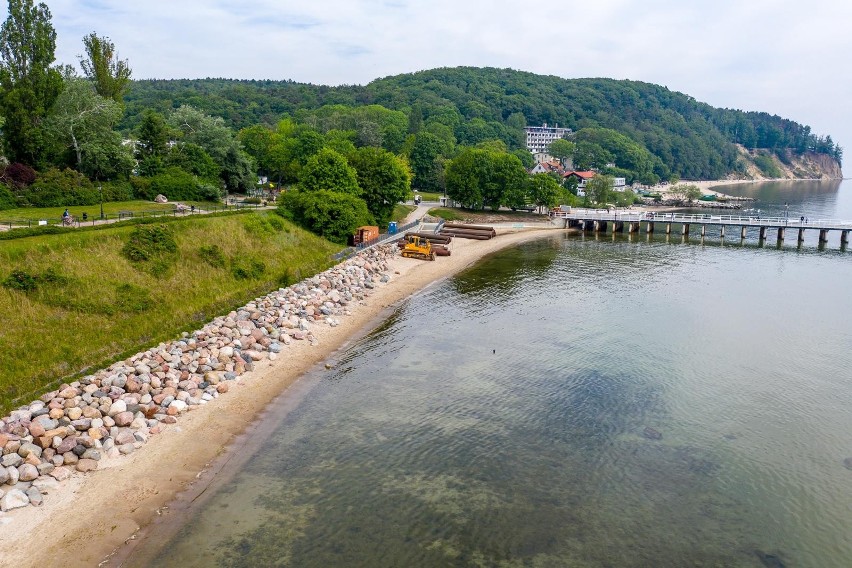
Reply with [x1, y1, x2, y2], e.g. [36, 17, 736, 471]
[400, 235, 435, 261]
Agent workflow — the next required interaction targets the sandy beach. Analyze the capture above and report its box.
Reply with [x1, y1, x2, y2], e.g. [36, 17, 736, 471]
[0, 225, 563, 567]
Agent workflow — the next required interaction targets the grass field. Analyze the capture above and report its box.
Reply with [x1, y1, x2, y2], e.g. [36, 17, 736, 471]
[0, 211, 341, 413]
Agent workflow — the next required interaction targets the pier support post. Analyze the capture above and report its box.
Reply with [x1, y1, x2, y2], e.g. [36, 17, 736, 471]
[819, 229, 829, 243]
[798, 228, 805, 242]
[759, 227, 767, 240]
[700, 225, 706, 237]
[841, 231, 849, 245]
[646, 221, 655, 234]
[665, 223, 672, 235]
[720, 225, 725, 238]
[629, 222, 639, 233]
[777, 227, 785, 241]
[682, 224, 690, 236]
[614, 221, 625, 233]
[741, 226, 747, 239]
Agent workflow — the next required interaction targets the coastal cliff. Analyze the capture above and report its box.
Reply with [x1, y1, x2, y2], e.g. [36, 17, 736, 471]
[736, 145, 843, 180]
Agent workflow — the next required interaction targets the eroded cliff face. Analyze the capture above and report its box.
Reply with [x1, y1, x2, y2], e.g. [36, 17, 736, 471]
[734, 145, 843, 180]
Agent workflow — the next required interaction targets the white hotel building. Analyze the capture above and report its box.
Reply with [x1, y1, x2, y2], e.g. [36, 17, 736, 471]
[524, 124, 572, 154]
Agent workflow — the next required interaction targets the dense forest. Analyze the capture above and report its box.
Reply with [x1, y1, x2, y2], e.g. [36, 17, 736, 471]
[122, 67, 843, 180]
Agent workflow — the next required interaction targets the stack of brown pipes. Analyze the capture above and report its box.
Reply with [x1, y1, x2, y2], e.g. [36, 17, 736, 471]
[397, 233, 452, 256]
[439, 223, 496, 240]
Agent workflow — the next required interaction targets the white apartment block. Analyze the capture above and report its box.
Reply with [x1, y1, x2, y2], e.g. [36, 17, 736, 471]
[525, 123, 572, 154]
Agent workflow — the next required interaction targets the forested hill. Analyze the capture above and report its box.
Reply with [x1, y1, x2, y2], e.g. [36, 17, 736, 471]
[122, 66, 842, 180]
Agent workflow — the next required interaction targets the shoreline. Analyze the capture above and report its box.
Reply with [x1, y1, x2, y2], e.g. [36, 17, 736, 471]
[0, 226, 565, 567]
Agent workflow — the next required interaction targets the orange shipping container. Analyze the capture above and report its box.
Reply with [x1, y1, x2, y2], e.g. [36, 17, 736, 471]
[352, 225, 380, 245]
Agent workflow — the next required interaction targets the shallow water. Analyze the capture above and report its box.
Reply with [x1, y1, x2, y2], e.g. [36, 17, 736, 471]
[130, 180, 852, 568]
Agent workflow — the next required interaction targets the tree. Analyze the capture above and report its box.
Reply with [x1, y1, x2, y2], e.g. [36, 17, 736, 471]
[668, 183, 702, 204]
[299, 148, 360, 195]
[409, 131, 453, 192]
[165, 142, 220, 181]
[45, 75, 132, 180]
[584, 174, 614, 206]
[548, 138, 575, 162]
[527, 173, 562, 211]
[0, 0, 64, 166]
[136, 110, 169, 158]
[347, 147, 411, 224]
[277, 189, 373, 245]
[220, 145, 256, 194]
[79, 33, 131, 105]
[444, 148, 482, 209]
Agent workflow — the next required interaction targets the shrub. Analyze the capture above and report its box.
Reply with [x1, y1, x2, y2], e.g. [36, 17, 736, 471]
[231, 257, 266, 280]
[130, 176, 154, 200]
[277, 189, 373, 245]
[0, 183, 15, 210]
[753, 154, 783, 178]
[100, 180, 134, 202]
[122, 224, 177, 262]
[0, 162, 37, 189]
[2, 269, 38, 292]
[198, 244, 226, 268]
[242, 214, 283, 237]
[17, 168, 97, 207]
[148, 167, 201, 202]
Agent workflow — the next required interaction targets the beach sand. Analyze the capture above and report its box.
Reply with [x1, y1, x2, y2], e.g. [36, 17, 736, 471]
[0, 225, 563, 567]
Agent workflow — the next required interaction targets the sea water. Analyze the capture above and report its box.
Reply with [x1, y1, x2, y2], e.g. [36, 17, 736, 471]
[129, 180, 852, 567]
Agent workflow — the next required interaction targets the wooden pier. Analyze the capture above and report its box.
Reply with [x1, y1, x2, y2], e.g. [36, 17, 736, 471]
[551, 209, 852, 248]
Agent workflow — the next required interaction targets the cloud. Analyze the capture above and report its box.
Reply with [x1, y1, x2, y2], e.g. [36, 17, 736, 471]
[1, 0, 850, 149]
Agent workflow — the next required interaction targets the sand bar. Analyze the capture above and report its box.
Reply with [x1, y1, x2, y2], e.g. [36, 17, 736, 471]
[0, 225, 564, 567]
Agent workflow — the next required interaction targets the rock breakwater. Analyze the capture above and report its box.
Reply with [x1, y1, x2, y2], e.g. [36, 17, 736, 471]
[0, 245, 396, 512]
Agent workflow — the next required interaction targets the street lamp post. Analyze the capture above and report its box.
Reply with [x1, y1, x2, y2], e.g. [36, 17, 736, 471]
[99, 184, 104, 220]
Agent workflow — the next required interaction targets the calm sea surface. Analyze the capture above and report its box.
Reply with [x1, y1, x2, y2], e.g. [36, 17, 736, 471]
[128, 180, 852, 568]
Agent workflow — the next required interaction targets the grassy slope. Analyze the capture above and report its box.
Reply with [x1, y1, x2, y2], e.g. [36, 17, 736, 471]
[0, 212, 341, 412]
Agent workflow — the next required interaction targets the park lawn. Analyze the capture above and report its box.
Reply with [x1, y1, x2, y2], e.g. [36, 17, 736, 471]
[0, 211, 342, 413]
[0, 200, 223, 222]
[412, 191, 442, 201]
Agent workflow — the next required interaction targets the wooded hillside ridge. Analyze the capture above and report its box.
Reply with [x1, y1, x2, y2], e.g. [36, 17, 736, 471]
[122, 67, 843, 181]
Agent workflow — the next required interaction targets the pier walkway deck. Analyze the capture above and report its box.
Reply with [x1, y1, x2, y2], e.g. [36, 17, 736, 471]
[552, 209, 852, 246]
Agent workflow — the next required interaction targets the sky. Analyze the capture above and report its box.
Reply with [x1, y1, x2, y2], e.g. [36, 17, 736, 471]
[4, 0, 852, 164]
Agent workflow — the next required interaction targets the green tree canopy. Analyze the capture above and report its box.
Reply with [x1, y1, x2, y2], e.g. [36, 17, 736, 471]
[45, 75, 132, 180]
[0, 0, 63, 166]
[299, 147, 360, 195]
[527, 173, 562, 210]
[277, 189, 373, 245]
[347, 146, 411, 224]
[79, 32, 131, 105]
[583, 173, 614, 206]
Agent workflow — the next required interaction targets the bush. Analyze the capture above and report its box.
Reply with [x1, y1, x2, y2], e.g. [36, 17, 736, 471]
[753, 154, 783, 178]
[0, 163, 36, 189]
[130, 176, 154, 200]
[122, 224, 177, 262]
[100, 180, 134, 202]
[198, 244, 226, 268]
[2, 269, 38, 292]
[277, 190, 373, 245]
[17, 168, 98, 207]
[242, 214, 283, 237]
[231, 257, 266, 280]
[0, 183, 15, 210]
[1, 267, 68, 292]
[149, 167, 202, 202]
